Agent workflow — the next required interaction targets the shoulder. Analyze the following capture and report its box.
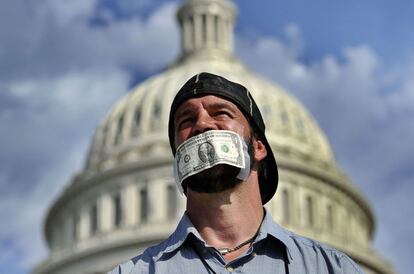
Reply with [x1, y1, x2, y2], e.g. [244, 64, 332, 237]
[284, 231, 364, 273]
[107, 215, 196, 273]
[107, 259, 135, 274]
[107, 240, 172, 274]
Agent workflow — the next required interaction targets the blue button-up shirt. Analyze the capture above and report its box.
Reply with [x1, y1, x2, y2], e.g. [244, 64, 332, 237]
[108, 211, 364, 274]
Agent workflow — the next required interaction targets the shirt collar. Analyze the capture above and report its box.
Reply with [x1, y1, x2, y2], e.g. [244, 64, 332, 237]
[156, 214, 203, 258]
[157, 209, 295, 262]
[256, 209, 294, 262]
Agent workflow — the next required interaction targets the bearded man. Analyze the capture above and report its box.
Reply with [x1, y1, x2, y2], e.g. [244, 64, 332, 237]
[109, 72, 364, 274]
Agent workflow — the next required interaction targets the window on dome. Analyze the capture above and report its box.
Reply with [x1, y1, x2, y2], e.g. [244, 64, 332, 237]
[134, 108, 141, 125]
[151, 100, 162, 130]
[296, 118, 305, 133]
[280, 111, 289, 125]
[73, 213, 80, 241]
[52, 220, 61, 249]
[153, 101, 161, 119]
[131, 107, 142, 137]
[326, 204, 334, 232]
[281, 189, 290, 223]
[113, 193, 123, 227]
[114, 115, 124, 145]
[90, 202, 98, 235]
[346, 209, 353, 240]
[139, 188, 149, 223]
[101, 124, 109, 149]
[305, 195, 314, 227]
[167, 184, 177, 219]
[261, 105, 271, 121]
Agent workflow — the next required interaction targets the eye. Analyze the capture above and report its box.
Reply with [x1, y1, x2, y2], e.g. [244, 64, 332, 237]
[214, 110, 233, 119]
[176, 117, 193, 129]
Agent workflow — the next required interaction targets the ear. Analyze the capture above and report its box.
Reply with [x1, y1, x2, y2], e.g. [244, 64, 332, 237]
[253, 138, 267, 162]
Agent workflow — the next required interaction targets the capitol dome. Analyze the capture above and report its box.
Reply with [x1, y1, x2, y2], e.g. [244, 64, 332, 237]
[33, 0, 395, 274]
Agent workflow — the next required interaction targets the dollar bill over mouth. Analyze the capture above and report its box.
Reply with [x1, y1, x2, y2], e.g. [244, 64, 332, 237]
[174, 130, 246, 185]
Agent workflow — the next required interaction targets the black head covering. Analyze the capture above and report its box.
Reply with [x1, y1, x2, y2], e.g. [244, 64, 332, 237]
[168, 72, 278, 204]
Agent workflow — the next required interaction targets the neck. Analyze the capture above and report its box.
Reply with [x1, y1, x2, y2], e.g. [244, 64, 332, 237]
[186, 174, 264, 260]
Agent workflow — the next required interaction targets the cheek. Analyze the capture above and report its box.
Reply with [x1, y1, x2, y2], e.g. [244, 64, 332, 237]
[221, 120, 248, 139]
[174, 129, 191, 147]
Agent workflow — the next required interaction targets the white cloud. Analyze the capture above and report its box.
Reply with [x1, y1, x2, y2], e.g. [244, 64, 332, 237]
[374, 174, 414, 274]
[8, 70, 129, 115]
[284, 23, 305, 56]
[0, 69, 130, 270]
[42, 0, 98, 26]
[0, 0, 179, 82]
[102, 0, 153, 18]
[0, 139, 93, 269]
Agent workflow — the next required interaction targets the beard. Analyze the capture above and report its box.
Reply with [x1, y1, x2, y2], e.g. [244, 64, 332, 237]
[183, 134, 255, 194]
[183, 164, 241, 193]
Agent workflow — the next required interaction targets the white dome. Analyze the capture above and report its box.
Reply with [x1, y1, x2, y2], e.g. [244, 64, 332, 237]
[85, 58, 336, 176]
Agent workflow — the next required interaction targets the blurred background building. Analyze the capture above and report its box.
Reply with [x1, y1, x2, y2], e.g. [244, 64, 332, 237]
[33, 0, 395, 273]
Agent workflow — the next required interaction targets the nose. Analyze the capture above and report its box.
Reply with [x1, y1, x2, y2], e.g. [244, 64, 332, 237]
[191, 111, 217, 137]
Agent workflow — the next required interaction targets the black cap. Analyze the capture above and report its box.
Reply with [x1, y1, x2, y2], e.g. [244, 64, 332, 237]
[168, 72, 278, 204]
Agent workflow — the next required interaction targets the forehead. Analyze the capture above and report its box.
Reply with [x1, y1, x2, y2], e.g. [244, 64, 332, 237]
[174, 94, 241, 116]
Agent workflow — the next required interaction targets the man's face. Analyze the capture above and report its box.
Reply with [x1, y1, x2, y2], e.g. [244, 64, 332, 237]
[173, 95, 253, 193]
[174, 95, 251, 147]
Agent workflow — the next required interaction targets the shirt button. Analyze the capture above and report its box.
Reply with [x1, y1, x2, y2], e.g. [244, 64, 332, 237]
[226, 266, 234, 272]
[252, 252, 257, 257]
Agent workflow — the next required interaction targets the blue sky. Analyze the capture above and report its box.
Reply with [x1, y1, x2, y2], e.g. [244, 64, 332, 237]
[0, 0, 413, 273]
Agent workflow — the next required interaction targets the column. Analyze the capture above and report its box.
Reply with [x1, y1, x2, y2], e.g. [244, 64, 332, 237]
[194, 13, 202, 49]
[148, 179, 167, 222]
[206, 14, 214, 46]
[218, 17, 224, 48]
[79, 205, 90, 240]
[51, 223, 59, 250]
[222, 18, 230, 51]
[124, 183, 138, 226]
[183, 18, 192, 52]
[63, 216, 72, 247]
[100, 193, 113, 232]
[226, 19, 234, 52]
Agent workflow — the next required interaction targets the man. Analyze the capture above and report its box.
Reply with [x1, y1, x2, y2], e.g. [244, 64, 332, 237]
[109, 72, 364, 274]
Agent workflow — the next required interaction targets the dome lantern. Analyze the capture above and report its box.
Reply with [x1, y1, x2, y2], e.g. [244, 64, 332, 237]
[176, 0, 237, 63]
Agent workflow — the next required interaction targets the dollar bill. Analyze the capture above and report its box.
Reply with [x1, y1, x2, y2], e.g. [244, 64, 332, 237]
[174, 130, 246, 184]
